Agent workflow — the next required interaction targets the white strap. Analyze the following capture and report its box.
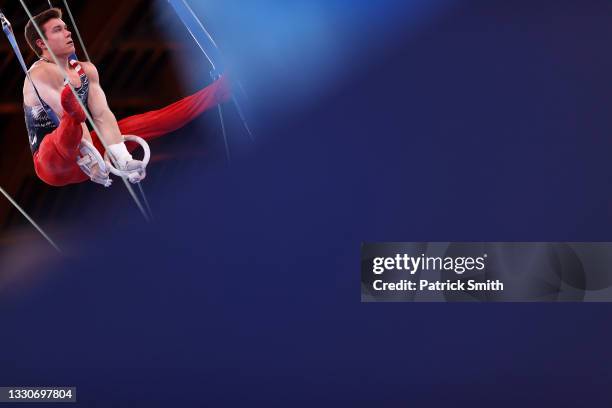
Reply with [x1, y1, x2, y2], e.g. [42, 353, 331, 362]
[77, 139, 112, 187]
[104, 135, 151, 179]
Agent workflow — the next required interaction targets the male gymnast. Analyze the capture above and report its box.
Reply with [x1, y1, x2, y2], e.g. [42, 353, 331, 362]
[23, 8, 230, 187]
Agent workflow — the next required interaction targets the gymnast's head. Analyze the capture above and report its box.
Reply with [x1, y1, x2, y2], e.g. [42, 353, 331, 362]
[24, 8, 75, 59]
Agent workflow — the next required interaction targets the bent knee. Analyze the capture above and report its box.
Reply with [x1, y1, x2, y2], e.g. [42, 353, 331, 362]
[33, 151, 84, 187]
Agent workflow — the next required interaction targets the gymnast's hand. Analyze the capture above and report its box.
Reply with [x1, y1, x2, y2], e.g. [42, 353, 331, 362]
[88, 161, 112, 187]
[122, 160, 146, 184]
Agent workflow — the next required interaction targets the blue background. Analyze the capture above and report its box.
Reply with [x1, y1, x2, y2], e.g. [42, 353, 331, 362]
[2, 0, 612, 406]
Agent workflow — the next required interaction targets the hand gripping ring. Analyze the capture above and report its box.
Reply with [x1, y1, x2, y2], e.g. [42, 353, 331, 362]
[77, 139, 112, 187]
[103, 135, 151, 178]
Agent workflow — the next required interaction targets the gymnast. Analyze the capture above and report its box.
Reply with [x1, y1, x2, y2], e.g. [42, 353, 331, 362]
[20, 7, 230, 187]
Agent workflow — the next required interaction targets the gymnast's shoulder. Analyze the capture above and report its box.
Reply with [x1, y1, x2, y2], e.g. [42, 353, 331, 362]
[25, 60, 63, 89]
[78, 61, 100, 82]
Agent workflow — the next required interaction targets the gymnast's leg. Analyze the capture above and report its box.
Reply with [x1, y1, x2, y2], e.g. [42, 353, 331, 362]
[33, 87, 89, 186]
[90, 76, 231, 154]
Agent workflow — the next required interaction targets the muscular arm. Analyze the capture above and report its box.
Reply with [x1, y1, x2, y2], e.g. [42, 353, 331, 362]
[26, 65, 64, 117]
[82, 61, 143, 180]
[82, 62, 123, 145]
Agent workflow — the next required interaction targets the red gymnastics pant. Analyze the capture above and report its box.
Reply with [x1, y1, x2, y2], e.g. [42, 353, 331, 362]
[33, 76, 231, 186]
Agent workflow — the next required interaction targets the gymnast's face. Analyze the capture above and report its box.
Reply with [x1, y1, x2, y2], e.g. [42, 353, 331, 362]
[38, 18, 75, 57]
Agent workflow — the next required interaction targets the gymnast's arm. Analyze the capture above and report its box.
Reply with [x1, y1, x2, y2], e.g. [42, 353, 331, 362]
[81, 62, 123, 146]
[26, 65, 63, 116]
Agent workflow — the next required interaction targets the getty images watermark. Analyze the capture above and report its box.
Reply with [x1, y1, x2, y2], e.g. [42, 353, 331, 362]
[363, 242, 612, 302]
[371, 253, 503, 292]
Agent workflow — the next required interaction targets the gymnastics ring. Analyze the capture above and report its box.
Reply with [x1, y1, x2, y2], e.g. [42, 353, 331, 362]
[103, 135, 151, 179]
